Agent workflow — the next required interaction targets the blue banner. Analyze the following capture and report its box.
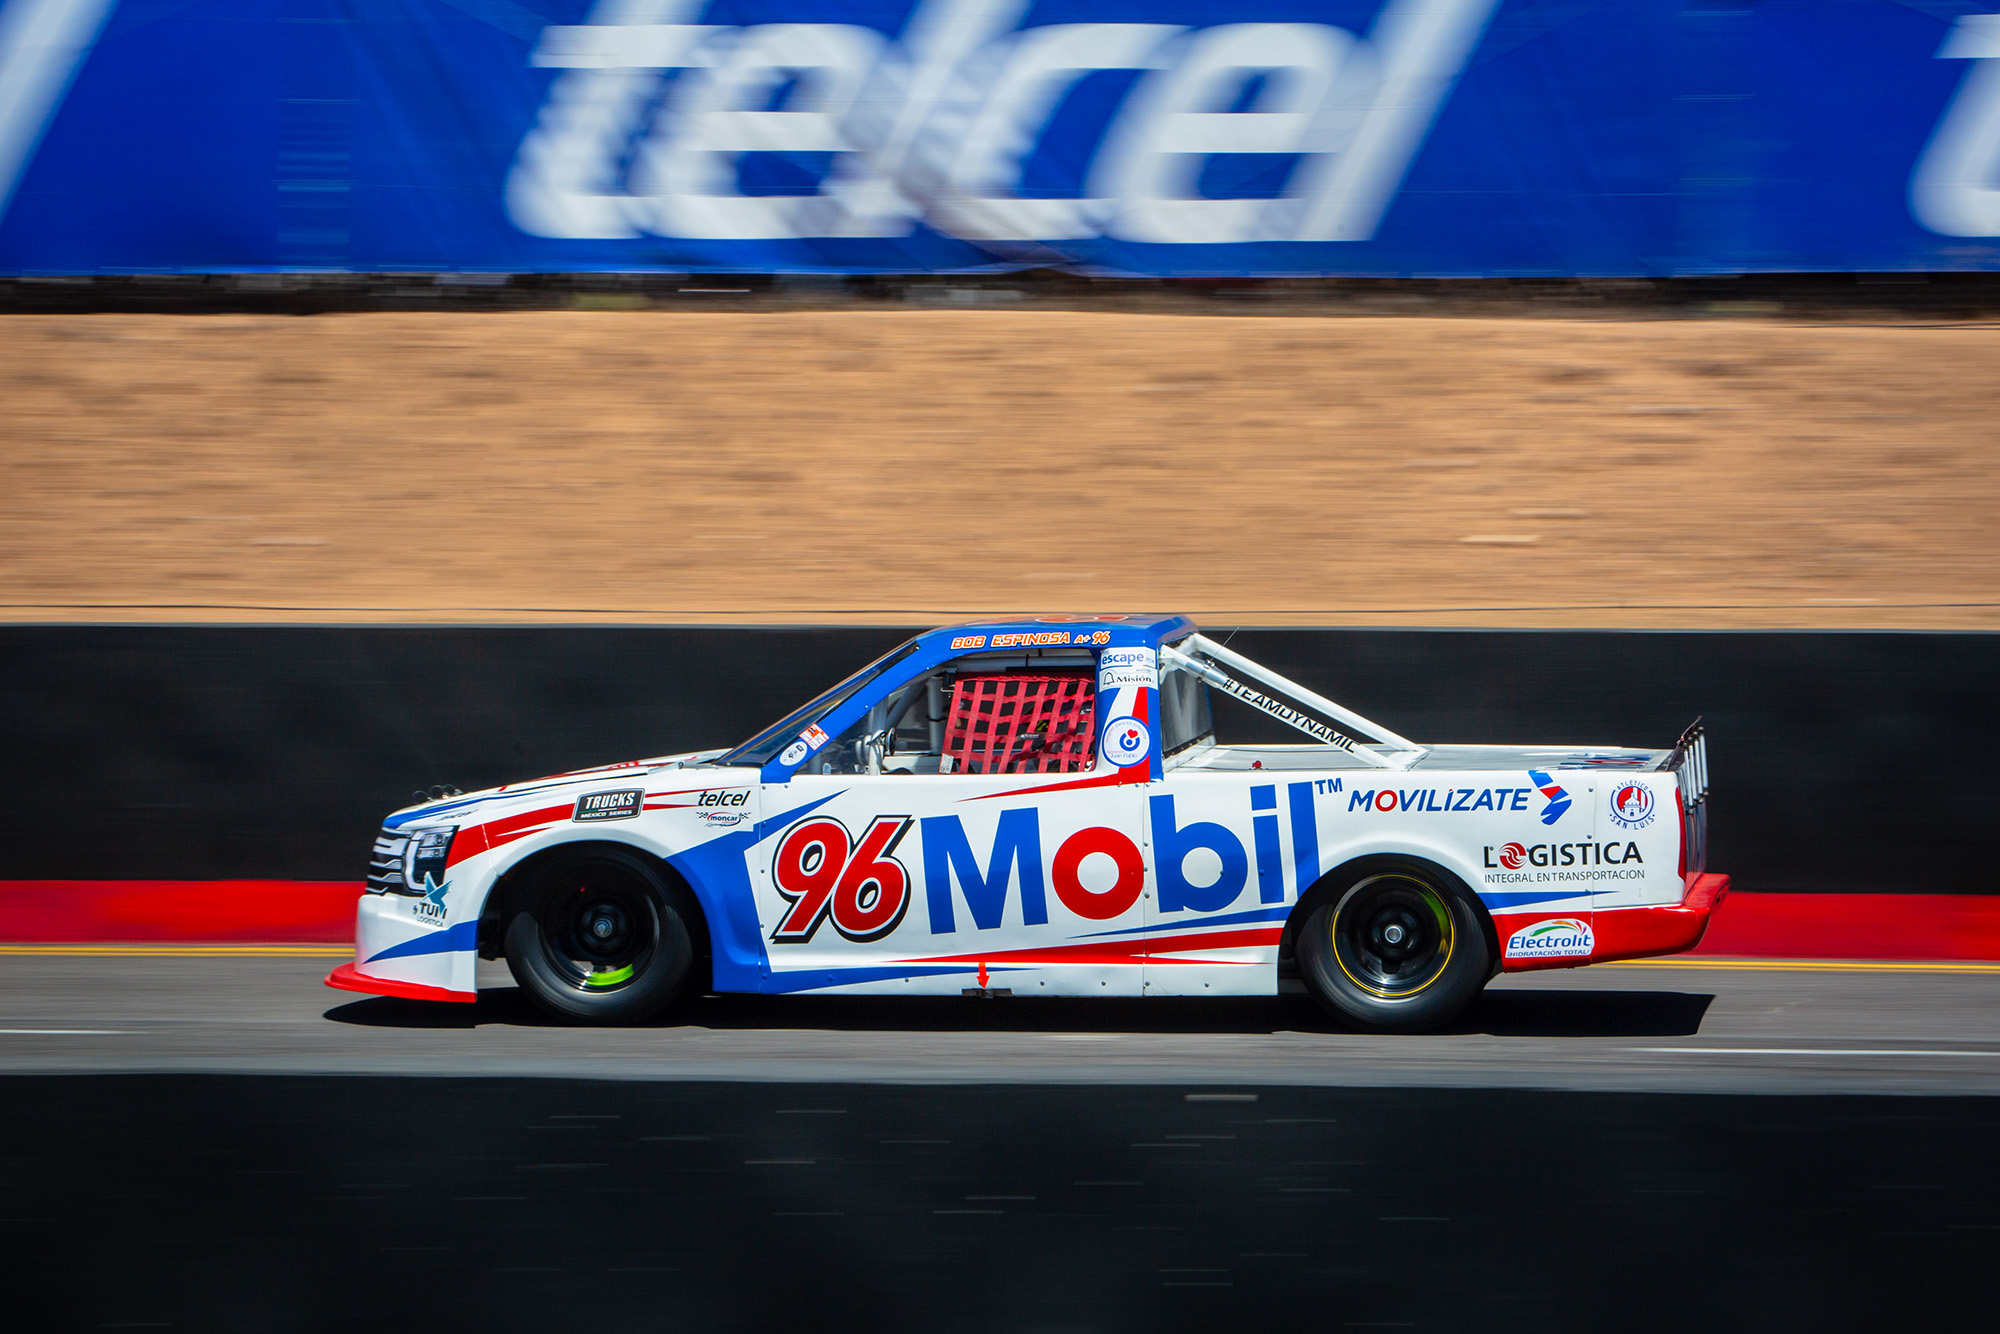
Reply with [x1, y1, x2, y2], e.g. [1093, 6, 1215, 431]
[4, 0, 2000, 275]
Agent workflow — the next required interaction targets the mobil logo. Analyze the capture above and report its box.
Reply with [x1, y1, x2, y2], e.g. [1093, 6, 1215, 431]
[921, 809, 1146, 931]
[921, 790, 1292, 927]
[772, 808, 1151, 941]
[1151, 786, 1298, 915]
[783, 783, 1321, 938]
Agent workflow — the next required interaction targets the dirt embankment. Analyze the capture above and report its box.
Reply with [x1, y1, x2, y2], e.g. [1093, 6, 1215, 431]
[4, 310, 1997, 627]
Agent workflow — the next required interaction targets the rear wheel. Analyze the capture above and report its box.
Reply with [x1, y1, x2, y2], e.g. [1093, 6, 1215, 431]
[503, 847, 695, 1023]
[1296, 862, 1490, 1033]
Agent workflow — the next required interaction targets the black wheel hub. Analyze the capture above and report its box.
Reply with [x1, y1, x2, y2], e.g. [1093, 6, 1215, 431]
[1331, 874, 1456, 1000]
[1370, 907, 1424, 961]
[579, 901, 630, 958]
[541, 867, 657, 993]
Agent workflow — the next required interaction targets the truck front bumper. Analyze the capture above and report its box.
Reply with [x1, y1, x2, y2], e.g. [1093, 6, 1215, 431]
[321, 893, 479, 1002]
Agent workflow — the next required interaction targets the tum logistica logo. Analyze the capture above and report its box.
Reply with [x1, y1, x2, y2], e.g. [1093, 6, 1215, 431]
[505, 0, 1499, 246]
[1485, 840, 1644, 872]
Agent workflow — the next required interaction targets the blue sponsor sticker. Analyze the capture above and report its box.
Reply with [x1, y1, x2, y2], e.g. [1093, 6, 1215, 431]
[1103, 718, 1152, 767]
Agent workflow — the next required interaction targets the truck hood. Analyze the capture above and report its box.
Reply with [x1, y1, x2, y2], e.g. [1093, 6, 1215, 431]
[382, 749, 731, 829]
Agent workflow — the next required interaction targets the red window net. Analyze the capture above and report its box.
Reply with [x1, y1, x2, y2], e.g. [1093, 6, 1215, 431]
[943, 673, 1097, 774]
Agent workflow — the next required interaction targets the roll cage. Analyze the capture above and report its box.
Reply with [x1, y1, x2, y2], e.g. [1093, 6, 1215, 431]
[723, 618, 1433, 782]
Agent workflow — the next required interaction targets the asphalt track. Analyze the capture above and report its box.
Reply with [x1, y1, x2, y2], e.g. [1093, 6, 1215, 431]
[2, 956, 1997, 1331]
[0, 953, 1995, 1094]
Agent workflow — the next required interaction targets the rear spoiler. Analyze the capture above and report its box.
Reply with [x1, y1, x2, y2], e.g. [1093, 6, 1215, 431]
[1662, 719, 1710, 878]
[1662, 718, 1709, 805]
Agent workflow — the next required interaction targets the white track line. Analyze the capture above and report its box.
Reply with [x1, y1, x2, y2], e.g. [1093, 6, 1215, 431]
[1630, 1047, 2000, 1057]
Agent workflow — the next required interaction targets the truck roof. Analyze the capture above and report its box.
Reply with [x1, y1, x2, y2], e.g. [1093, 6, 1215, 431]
[918, 614, 1195, 654]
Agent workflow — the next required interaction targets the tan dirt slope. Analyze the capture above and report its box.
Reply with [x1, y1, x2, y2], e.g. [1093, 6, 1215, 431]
[3, 310, 1997, 628]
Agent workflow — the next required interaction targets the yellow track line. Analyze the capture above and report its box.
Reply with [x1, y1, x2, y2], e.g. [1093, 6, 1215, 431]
[1604, 958, 2000, 974]
[0, 944, 351, 958]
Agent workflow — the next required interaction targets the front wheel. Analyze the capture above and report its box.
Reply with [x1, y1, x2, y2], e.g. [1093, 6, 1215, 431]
[503, 848, 696, 1024]
[1296, 862, 1491, 1034]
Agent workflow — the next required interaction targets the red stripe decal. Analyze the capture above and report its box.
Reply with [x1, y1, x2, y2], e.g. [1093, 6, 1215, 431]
[445, 823, 490, 868]
[473, 802, 576, 851]
[964, 771, 1128, 801]
[903, 926, 1281, 968]
[1141, 927, 1283, 957]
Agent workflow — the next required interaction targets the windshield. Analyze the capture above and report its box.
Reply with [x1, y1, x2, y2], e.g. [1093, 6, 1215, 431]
[716, 640, 921, 767]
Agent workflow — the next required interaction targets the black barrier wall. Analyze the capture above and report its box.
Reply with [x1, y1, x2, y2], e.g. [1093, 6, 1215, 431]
[4, 1076, 1994, 1330]
[1, 627, 1993, 893]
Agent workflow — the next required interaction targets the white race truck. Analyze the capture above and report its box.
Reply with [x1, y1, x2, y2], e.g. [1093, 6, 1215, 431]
[328, 615, 1723, 1032]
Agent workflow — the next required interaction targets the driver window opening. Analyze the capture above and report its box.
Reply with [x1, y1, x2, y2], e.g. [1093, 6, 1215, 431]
[799, 649, 1100, 776]
[1158, 642, 1215, 758]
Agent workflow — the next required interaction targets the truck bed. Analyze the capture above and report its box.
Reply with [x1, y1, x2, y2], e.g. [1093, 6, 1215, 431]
[1169, 742, 1670, 773]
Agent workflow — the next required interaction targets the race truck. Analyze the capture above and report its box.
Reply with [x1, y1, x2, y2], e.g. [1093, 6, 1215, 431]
[327, 615, 1724, 1033]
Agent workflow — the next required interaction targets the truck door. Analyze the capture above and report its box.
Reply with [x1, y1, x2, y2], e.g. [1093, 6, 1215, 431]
[1140, 646, 1287, 997]
[758, 649, 1147, 996]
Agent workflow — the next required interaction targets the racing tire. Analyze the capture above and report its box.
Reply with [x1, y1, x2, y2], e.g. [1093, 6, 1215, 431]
[1295, 861, 1491, 1034]
[503, 847, 695, 1024]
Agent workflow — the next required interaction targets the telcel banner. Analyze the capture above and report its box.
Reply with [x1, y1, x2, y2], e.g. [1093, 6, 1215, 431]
[6, 0, 2000, 275]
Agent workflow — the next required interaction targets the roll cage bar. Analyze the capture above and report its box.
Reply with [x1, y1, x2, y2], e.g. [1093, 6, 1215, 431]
[1163, 634, 1427, 771]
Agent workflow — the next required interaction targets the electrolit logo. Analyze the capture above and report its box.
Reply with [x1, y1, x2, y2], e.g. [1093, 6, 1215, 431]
[1505, 917, 1593, 959]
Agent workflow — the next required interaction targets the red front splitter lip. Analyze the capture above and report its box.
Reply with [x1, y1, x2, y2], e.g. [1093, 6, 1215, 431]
[324, 961, 477, 1004]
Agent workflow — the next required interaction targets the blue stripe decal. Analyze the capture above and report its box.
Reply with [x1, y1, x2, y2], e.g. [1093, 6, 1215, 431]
[762, 965, 977, 995]
[666, 790, 848, 993]
[364, 920, 478, 964]
[1478, 889, 1617, 910]
[383, 794, 522, 829]
[749, 792, 843, 846]
[1074, 904, 1294, 940]
[382, 778, 600, 829]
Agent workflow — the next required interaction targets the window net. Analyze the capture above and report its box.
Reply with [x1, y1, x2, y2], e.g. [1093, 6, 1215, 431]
[942, 673, 1097, 774]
